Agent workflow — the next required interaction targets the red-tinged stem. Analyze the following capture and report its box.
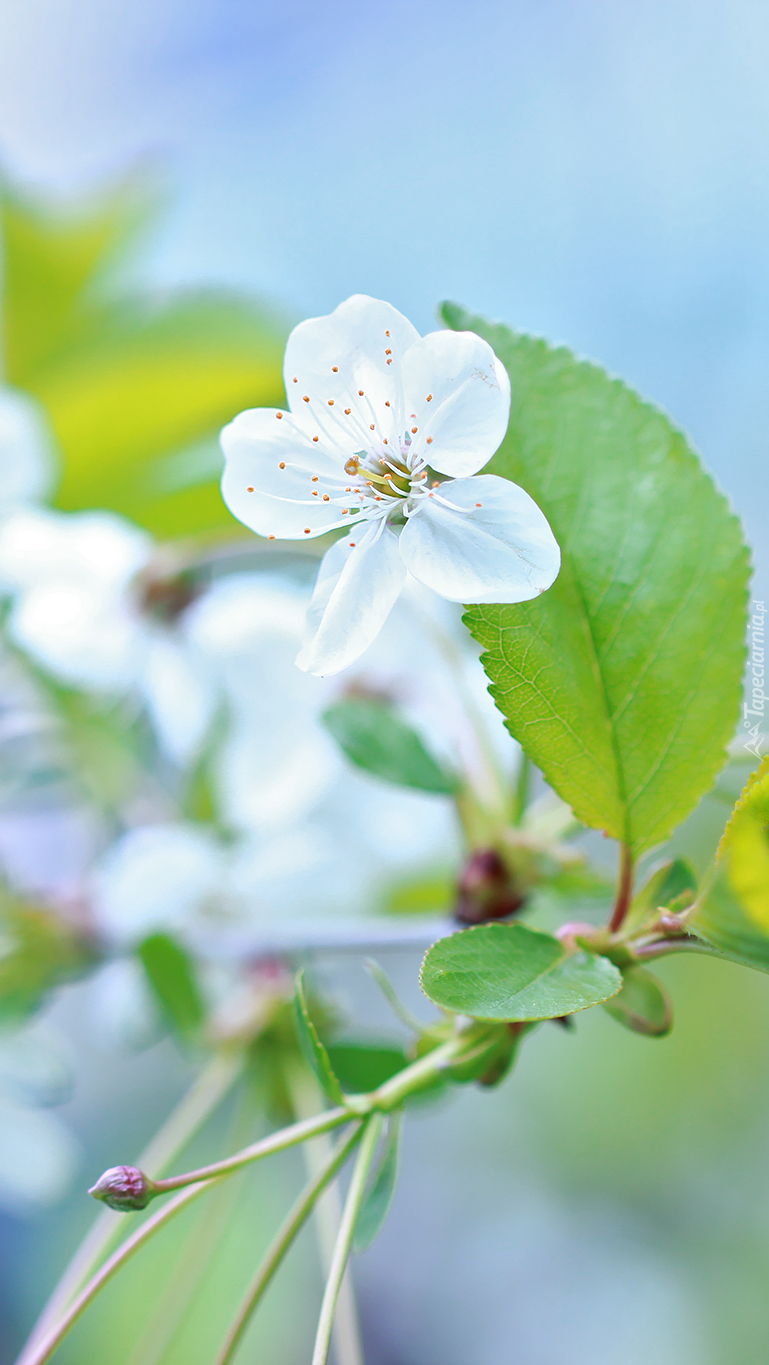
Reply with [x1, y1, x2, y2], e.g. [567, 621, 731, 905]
[609, 844, 634, 933]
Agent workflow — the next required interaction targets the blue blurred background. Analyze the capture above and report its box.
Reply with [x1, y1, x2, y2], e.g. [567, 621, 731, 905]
[1, 2, 769, 1363]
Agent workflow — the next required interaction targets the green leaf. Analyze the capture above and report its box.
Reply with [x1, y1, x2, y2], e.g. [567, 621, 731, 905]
[690, 758, 769, 971]
[294, 972, 346, 1105]
[325, 1042, 408, 1093]
[602, 966, 673, 1036]
[322, 698, 457, 795]
[441, 304, 750, 859]
[1, 178, 287, 539]
[353, 1112, 403, 1253]
[0, 898, 93, 1021]
[420, 922, 621, 1021]
[138, 933, 206, 1036]
[624, 857, 698, 931]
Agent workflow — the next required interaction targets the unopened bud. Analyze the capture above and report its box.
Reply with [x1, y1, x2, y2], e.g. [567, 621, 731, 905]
[455, 849, 526, 925]
[88, 1165, 156, 1211]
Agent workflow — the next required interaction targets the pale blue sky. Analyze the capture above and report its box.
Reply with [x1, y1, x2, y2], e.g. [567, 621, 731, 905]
[0, 0, 767, 580]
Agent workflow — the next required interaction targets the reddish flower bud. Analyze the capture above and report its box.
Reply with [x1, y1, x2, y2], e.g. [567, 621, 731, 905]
[88, 1165, 156, 1211]
[454, 848, 526, 925]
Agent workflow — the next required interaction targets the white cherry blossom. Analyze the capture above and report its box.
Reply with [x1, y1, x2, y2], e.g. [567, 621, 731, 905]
[221, 295, 560, 675]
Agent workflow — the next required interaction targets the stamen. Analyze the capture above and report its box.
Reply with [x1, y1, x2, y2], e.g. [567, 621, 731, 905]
[427, 437, 433, 444]
[313, 436, 319, 442]
[332, 365, 339, 372]
[345, 456, 360, 475]
[426, 394, 432, 402]
[268, 534, 275, 539]
[475, 502, 482, 508]
[385, 330, 390, 336]
[328, 400, 334, 406]
[276, 412, 283, 419]
[385, 348, 392, 355]
[279, 462, 286, 469]
[312, 475, 319, 481]
[345, 408, 351, 415]
[293, 377, 298, 383]
[323, 494, 330, 501]
[303, 396, 310, 403]
[304, 527, 311, 533]
[411, 427, 418, 433]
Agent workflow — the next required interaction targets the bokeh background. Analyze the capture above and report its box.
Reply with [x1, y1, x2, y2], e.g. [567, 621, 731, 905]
[1, 2, 768, 1363]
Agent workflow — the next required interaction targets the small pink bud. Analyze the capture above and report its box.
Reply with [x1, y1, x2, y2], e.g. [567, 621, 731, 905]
[88, 1165, 156, 1211]
[455, 849, 526, 925]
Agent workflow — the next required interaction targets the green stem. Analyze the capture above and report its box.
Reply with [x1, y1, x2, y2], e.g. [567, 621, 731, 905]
[18, 1181, 216, 1365]
[17, 1050, 242, 1365]
[213, 1125, 364, 1365]
[512, 752, 532, 825]
[287, 1065, 366, 1365]
[152, 1106, 352, 1193]
[311, 1115, 384, 1365]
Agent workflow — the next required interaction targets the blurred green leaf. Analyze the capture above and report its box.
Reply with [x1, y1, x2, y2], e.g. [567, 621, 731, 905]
[690, 758, 769, 971]
[420, 922, 622, 1021]
[353, 1111, 403, 1253]
[294, 971, 346, 1105]
[442, 304, 750, 859]
[1, 179, 287, 539]
[0, 897, 93, 1021]
[138, 932, 206, 1036]
[603, 965, 673, 1036]
[625, 857, 698, 932]
[325, 1041, 408, 1092]
[385, 870, 455, 916]
[323, 698, 457, 795]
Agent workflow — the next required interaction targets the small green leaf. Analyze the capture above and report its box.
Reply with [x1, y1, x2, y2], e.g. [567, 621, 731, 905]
[625, 858, 698, 931]
[322, 699, 457, 795]
[353, 1112, 403, 1253]
[442, 304, 750, 858]
[602, 966, 673, 1036]
[325, 1042, 408, 1093]
[420, 922, 621, 1021]
[294, 972, 346, 1105]
[138, 933, 205, 1036]
[690, 758, 769, 971]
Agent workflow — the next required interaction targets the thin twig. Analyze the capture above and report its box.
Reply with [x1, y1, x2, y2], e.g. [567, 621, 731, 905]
[311, 1115, 384, 1365]
[152, 1106, 352, 1192]
[18, 1181, 216, 1365]
[16, 1050, 242, 1365]
[213, 1125, 364, 1365]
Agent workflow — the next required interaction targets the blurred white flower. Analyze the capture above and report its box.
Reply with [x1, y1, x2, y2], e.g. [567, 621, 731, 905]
[0, 1018, 78, 1212]
[0, 386, 57, 509]
[221, 294, 560, 675]
[91, 821, 226, 945]
[0, 506, 215, 764]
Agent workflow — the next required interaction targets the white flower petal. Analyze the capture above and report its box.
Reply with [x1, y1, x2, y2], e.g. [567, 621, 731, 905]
[283, 295, 418, 445]
[92, 823, 225, 945]
[400, 330, 511, 478]
[8, 581, 141, 689]
[0, 507, 151, 592]
[399, 474, 560, 603]
[0, 387, 57, 507]
[296, 522, 407, 675]
[139, 633, 216, 767]
[221, 407, 360, 539]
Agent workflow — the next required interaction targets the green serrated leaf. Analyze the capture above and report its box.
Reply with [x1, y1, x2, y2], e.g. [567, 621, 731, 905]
[294, 972, 346, 1105]
[420, 922, 621, 1021]
[353, 1111, 403, 1253]
[690, 758, 769, 971]
[325, 1042, 408, 1093]
[322, 698, 457, 795]
[138, 933, 206, 1036]
[602, 966, 673, 1036]
[441, 304, 749, 859]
